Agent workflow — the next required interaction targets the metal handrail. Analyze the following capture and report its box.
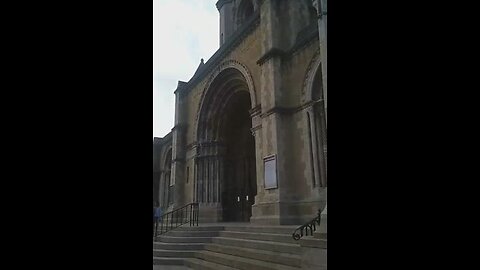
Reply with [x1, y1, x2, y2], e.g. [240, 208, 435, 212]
[153, 202, 199, 239]
[292, 209, 322, 240]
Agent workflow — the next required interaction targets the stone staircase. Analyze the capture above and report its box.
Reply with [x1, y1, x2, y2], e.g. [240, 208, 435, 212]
[153, 224, 303, 270]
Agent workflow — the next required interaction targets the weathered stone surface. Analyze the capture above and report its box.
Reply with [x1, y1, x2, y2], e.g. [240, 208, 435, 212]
[154, 0, 327, 229]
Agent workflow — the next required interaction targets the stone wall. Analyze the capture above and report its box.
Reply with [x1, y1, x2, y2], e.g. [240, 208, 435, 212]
[157, 0, 326, 225]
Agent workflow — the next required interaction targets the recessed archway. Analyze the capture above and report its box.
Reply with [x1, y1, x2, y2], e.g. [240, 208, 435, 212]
[303, 50, 327, 188]
[195, 67, 257, 222]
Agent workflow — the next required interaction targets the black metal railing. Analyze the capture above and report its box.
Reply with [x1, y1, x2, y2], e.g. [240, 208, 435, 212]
[153, 202, 199, 239]
[292, 209, 322, 240]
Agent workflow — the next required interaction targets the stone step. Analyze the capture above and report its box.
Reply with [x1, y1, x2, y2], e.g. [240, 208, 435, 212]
[167, 230, 221, 237]
[313, 230, 327, 240]
[153, 242, 205, 250]
[218, 231, 296, 244]
[224, 225, 298, 235]
[184, 258, 240, 270]
[194, 250, 300, 270]
[153, 249, 195, 258]
[211, 237, 301, 255]
[176, 226, 225, 231]
[153, 256, 185, 265]
[203, 243, 301, 267]
[157, 236, 213, 243]
[299, 237, 327, 249]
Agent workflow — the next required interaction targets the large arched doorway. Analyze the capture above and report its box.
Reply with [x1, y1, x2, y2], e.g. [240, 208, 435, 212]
[220, 91, 256, 221]
[195, 67, 257, 222]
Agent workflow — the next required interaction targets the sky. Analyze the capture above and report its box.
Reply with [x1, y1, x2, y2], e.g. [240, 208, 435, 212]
[153, 0, 219, 138]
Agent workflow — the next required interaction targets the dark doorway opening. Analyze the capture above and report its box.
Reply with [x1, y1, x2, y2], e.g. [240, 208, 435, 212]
[220, 91, 257, 222]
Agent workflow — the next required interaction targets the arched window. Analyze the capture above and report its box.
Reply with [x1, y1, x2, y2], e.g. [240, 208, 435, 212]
[237, 0, 254, 27]
[311, 64, 327, 188]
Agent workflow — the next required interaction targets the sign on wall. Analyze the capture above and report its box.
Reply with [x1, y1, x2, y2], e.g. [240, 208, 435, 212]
[264, 155, 277, 189]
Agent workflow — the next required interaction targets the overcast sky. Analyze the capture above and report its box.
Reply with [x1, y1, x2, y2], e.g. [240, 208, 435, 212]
[153, 0, 219, 138]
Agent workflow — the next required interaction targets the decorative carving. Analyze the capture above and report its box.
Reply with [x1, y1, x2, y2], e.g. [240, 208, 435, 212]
[249, 105, 262, 117]
[194, 59, 257, 140]
[186, 142, 198, 150]
[250, 124, 262, 137]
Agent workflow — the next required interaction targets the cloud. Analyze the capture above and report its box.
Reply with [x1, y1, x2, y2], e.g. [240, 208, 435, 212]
[153, 0, 219, 138]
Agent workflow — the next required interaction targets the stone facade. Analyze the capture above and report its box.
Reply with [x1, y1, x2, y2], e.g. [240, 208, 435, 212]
[153, 0, 327, 225]
[153, 134, 174, 209]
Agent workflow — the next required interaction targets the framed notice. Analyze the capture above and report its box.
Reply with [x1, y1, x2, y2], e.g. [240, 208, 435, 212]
[264, 155, 277, 189]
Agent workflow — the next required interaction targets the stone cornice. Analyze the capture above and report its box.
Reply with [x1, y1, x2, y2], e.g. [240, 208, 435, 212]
[261, 99, 324, 118]
[250, 124, 262, 136]
[153, 132, 172, 145]
[256, 24, 319, 66]
[196, 141, 225, 148]
[186, 142, 198, 150]
[261, 106, 296, 118]
[172, 158, 185, 163]
[289, 23, 319, 56]
[173, 81, 188, 95]
[297, 99, 324, 112]
[256, 48, 286, 66]
[216, 0, 233, 10]
[249, 105, 262, 117]
[196, 154, 226, 159]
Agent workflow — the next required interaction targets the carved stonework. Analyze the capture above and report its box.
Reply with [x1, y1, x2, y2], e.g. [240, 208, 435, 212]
[249, 104, 262, 117]
[250, 124, 262, 137]
[194, 59, 257, 140]
[301, 49, 321, 103]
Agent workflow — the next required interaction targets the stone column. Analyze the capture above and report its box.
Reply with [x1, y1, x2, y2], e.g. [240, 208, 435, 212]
[251, 0, 288, 225]
[216, 0, 234, 46]
[164, 171, 170, 208]
[307, 107, 321, 188]
[171, 129, 186, 208]
[218, 155, 224, 206]
[251, 0, 315, 225]
[171, 82, 187, 208]
[195, 153, 223, 222]
[158, 170, 164, 207]
[193, 158, 198, 202]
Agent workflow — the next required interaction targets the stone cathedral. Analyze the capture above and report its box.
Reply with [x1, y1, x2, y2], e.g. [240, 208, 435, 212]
[153, 0, 327, 226]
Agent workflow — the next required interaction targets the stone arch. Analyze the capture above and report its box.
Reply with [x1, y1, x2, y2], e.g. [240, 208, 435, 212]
[193, 62, 257, 222]
[302, 49, 327, 188]
[302, 49, 322, 103]
[194, 60, 257, 140]
[160, 146, 172, 171]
